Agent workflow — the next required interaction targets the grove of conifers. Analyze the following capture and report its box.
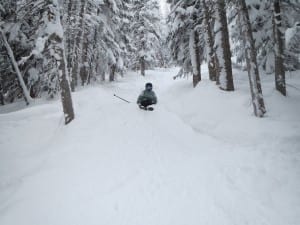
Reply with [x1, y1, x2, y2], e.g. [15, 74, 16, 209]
[1, 0, 299, 124]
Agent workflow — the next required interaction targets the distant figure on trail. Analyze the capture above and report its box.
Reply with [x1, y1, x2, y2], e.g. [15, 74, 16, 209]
[137, 83, 157, 110]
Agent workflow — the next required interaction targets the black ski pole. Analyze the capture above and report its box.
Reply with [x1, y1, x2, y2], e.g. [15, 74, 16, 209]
[114, 94, 131, 103]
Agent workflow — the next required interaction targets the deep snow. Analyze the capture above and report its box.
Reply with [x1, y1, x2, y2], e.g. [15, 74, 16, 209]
[0, 67, 300, 225]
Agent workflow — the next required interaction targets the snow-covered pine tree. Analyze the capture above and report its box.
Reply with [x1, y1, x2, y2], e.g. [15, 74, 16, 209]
[1, 0, 75, 123]
[283, 1, 300, 72]
[0, 0, 33, 104]
[118, 0, 135, 72]
[286, 22, 300, 71]
[63, 0, 125, 86]
[0, 0, 61, 99]
[37, 0, 75, 124]
[131, 0, 162, 76]
[0, 28, 32, 105]
[167, 0, 204, 86]
[104, 0, 125, 82]
[230, 1, 300, 76]
[167, 0, 192, 78]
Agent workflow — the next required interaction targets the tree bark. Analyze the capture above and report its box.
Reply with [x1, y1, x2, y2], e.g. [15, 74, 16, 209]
[49, 32, 75, 124]
[216, 0, 234, 91]
[140, 56, 145, 76]
[101, 71, 105, 81]
[109, 64, 116, 81]
[239, 0, 266, 117]
[65, 0, 73, 75]
[47, 1, 75, 125]
[273, 0, 286, 96]
[189, 30, 201, 87]
[203, 0, 217, 81]
[71, 0, 86, 91]
[0, 88, 4, 105]
[214, 25, 221, 86]
[80, 37, 89, 86]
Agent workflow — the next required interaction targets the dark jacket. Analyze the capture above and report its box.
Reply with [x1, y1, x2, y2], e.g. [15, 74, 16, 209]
[137, 90, 157, 104]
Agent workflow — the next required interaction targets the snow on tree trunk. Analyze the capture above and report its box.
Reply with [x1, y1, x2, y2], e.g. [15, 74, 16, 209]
[46, 0, 75, 125]
[238, 0, 266, 117]
[0, 28, 32, 105]
[64, 0, 72, 76]
[80, 35, 89, 86]
[109, 64, 116, 82]
[189, 30, 201, 87]
[273, 0, 286, 96]
[202, 0, 217, 82]
[215, 0, 234, 91]
[71, 0, 86, 91]
[57, 40, 75, 125]
[0, 91, 4, 105]
[140, 56, 146, 76]
[64, 0, 78, 87]
[214, 17, 222, 85]
[101, 71, 105, 81]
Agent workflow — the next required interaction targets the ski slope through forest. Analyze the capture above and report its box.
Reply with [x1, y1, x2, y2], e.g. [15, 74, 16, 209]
[0, 67, 300, 225]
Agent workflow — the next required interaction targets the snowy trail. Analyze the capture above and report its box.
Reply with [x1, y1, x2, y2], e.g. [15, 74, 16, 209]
[0, 68, 300, 225]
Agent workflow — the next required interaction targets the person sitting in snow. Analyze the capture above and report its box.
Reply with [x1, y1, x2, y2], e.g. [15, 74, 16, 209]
[137, 82, 157, 110]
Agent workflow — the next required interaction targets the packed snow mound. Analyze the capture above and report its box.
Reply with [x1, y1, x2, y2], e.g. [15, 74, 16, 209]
[0, 67, 300, 225]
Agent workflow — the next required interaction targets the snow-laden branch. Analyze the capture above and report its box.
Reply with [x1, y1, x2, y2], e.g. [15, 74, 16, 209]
[0, 28, 33, 104]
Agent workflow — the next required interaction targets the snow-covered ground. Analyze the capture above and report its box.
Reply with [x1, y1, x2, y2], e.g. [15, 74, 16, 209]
[0, 67, 300, 225]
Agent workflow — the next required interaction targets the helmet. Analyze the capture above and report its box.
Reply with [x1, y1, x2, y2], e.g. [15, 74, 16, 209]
[145, 82, 153, 91]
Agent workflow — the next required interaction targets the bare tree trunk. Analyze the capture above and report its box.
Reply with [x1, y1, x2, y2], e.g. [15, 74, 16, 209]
[216, 0, 234, 91]
[0, 28, 32, 105]
[109, 64, 116, 81]
[239, 0, 266, 117]
[71, 0, 86, 91]
[80, 37, 89, 86]
[47, 2, 75, 125]
[203, 0, 217, 81]
[189, 30, 201, 87]
[213, 27, 221, 86]
[140, 56, 145, 76]
[214, 8, 222, 86]
[214, 54, 220, 85]
[64, 0, 72, 74]
[90, 12, 100, 82]
[101, 71, 105, 81]
[273, 0, 286, 96]
[0, 85, 4, 105]
[66, 0, 78, 92]
[57, 44, 75, 125]
[65, 0, 78, 84]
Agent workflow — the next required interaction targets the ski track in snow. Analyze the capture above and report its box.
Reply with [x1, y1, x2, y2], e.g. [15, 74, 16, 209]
[0, 67, 300, 225]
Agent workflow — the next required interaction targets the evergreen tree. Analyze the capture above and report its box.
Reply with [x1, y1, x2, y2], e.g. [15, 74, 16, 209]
[131, 0, 162, 76]
[167, 0, 204, 86]
[33, 0, 75, 124]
